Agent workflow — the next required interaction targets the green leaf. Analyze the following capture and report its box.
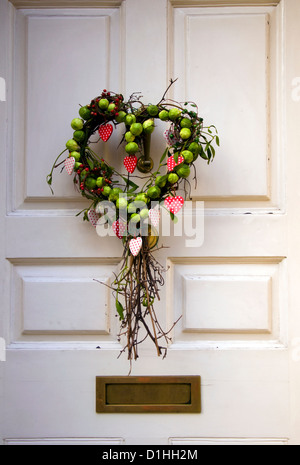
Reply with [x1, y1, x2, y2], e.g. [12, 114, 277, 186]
[121, 175, 128, 184]
[216, 135, 220, 146]
[116, 299, 124, 320]
[159, 147, 168, 164]
[121, 176, 138, 188]
[120, 176, 139, 193]
[174, 151, 178, 164]
[128, 179, 138, 188]
[46, 175, 54, 194]
[207, 146, 212, 160]
[200, 151, 208, 160]
[87, 158, 94, 170]
[169, 211, 178, 223]
[127, 180, 139, 193]
[128, 185, 138, 193]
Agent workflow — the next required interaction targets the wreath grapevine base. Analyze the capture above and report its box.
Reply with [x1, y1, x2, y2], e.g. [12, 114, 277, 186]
[47, 79, 219, 364]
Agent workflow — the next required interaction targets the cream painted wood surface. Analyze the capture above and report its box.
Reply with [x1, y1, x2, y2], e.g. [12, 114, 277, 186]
[1, 0, 300, 445]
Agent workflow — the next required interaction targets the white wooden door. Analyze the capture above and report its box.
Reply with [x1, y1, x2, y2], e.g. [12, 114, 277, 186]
[1, 0, 300, 446]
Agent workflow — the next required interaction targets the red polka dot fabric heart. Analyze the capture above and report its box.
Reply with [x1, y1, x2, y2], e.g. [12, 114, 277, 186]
[124, 155, 137, 173]
[167, 155, 184, 171]
[164, 196, 184, 214]
[98, 123, 113, 142]
[112, 219, 127, 239]
[163, 125, 178, 146]
[88, 208, 100, 227]
[129, 237, 143, 256]
[148, 208, 160, 227]
[64, 156, 75, 175]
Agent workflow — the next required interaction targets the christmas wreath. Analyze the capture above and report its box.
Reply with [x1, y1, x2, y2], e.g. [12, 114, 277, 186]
[47, 79, 219, 363]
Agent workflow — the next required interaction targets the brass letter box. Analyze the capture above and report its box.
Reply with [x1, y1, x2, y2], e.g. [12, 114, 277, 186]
[96, 376, 201, 413]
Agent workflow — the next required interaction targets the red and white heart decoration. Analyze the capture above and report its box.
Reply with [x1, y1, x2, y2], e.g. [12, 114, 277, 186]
[129, 237, 142, 256]
[167, 154, 184, 171]
[98, 123, 113, 142]
[163, 125, 178, 146]
[88, 208, 100, 227]
[64, 156, 75, 175]
[164, 196, 184, 214]
[124, 155, 137, 173]
[112, 218, 127, 239]
[148, 207, 160, 227]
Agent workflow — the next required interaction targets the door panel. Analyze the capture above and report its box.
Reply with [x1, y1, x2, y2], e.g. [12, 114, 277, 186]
[12, 6, 121, 210]
[172, 5, 283, 209]
[2, 0, 299, 445]
[174, 9, 270, 200]
[169, 257, 286, 344]
[10, 258, 120, 344]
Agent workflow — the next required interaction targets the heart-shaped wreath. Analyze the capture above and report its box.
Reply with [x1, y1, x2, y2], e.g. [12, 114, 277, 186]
[47, 79, 219, 363]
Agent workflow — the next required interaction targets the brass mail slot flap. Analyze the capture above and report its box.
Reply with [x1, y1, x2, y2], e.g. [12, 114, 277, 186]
[96, 376, 201, 413]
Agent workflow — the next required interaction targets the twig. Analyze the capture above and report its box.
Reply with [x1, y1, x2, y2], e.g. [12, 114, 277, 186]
[94, 238, 178, 361]
[158, 78, 178, 104]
